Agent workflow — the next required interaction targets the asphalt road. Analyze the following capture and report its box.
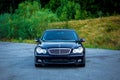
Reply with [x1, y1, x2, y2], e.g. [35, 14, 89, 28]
[0, 42, 120, 80]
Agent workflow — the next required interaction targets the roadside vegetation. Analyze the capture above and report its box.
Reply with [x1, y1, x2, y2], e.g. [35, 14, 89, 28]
[0, 0, 120, 50]
[1, 15, 120, 50]
[49, 15, 120, 50]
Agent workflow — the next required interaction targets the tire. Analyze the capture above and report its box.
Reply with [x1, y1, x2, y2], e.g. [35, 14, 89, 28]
[76, 57, 85, 67]
[76, 63, 85, 67]
[81, 56, 86, 67]
[81, 63, 85, 67]
[34, 57, 45, 67]
[35, 63, 40, 67]
[34, 57, 40, 67]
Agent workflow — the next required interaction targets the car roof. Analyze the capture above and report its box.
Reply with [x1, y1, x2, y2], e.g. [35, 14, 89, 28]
[45, 29, 75, 32]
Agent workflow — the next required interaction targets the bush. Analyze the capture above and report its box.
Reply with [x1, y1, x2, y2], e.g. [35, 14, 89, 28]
[0, 1, 59, 40]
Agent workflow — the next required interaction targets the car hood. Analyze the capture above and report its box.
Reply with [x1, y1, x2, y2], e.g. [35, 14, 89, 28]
[38, 42, 81, 49]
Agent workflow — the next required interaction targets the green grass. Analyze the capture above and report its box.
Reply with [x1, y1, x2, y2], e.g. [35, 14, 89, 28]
[1, 15, 120, 50]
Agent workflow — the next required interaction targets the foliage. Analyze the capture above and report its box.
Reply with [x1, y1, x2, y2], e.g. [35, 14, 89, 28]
[46, 0, 120, 20]
[0, 0, 120, 20]
[55, 0, 91, 20]
[0, 1, 58, 39]
[56, 1, 82, 20]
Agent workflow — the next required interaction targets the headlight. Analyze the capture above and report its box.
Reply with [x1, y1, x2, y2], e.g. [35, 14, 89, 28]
[73, 47, 83, 53]
[36, 47, 46, 54]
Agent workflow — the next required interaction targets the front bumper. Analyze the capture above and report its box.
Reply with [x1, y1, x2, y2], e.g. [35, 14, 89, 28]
[35, 54, 85, 64]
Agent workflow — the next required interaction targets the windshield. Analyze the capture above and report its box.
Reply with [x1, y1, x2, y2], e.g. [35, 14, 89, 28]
[42, 30, 78, 41]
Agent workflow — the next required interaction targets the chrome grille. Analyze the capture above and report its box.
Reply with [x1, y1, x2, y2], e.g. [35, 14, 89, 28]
[48, 48, 71, 55]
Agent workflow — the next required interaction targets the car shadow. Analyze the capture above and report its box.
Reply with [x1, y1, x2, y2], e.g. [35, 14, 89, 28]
[35, 64, 85, 69]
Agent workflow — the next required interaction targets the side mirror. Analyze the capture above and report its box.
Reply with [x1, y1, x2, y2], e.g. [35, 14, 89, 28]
[35, 38, 39, 42]
[80, 38, 85, 42]
[35, 38, 42, 44]
[76, 38, 85, 43]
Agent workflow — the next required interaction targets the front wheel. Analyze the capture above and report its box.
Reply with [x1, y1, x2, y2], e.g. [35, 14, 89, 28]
[81, 63, 85, 67]
[76, 57, 85, 67]
[34, 57, 39, 67]
[34, 57, 45, 67]
[76, 62, 85, 67]
[35, 63, 40, 67]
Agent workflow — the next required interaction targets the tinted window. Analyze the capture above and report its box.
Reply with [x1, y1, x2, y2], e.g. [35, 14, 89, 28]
[42, 30, 78, 41]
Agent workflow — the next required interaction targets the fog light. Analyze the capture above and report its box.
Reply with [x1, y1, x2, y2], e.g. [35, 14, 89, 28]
[78, 59, 82, 62]
[38, 59, 42, 62]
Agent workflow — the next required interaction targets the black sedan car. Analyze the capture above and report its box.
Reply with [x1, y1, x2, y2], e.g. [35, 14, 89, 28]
[34, 29, 85, 67]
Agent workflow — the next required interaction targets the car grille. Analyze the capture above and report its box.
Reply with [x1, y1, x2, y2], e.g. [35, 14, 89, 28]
[48, 48, 71, 55]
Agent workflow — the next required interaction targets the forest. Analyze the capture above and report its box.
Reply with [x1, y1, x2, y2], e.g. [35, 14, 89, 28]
[0, 0, 120, 19]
